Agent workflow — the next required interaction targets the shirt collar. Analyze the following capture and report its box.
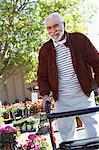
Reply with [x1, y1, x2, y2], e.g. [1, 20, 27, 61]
[53, 35, 67, 47]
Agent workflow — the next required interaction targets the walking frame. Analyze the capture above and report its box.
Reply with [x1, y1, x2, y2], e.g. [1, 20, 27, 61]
[45, 101, 99, 150]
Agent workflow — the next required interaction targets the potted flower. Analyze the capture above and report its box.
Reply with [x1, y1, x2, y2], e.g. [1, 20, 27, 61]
[18, 133, 51, 150]
[26, 116, 39, 132]
[2, 109, 10, 119]
[25, 101, 33, 117]
[0, 125, 17, 149]
[12, 102, 25, 116]
[13, 119, 25, 132]
[2, 106, 11, 119]
[30, 101, 43, 114]
[2, 104, 17, 120]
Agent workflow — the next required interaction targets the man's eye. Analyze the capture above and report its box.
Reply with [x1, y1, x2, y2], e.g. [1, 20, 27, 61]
[46, 24, 59, 30]
[54, 24, 59, 28]
[47, 27, 51, 30]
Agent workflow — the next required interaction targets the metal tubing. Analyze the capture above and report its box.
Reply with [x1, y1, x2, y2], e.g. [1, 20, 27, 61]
[47, 106, 99, 120]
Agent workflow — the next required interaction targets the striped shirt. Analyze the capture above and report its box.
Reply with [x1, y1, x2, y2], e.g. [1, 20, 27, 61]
[54, 43, 82, 96]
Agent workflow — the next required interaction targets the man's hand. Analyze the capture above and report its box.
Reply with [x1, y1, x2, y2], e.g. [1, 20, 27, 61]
[94, 88, 99, 96]
[98, 88, 99, 96]
[42, 95, 50, 109]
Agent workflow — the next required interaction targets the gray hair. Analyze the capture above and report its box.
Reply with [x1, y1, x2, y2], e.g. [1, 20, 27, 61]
[44, 12, 64, 26]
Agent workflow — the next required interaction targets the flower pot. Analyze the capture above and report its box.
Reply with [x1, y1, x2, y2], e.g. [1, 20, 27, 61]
[27, 124, 32, 130]
[32, 123, 38, 132]
[3, 143, 13, 150]
[22, 123, 26, 131]
[3, 113, 11, 119]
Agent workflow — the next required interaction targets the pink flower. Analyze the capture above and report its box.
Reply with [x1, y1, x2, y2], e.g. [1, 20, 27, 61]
[5, 125, 15, 134]
[28, 134, 37, 140]
[28, 141, 33, 148]
[34, 143, 39, 150]
[23, 143, 28, 149]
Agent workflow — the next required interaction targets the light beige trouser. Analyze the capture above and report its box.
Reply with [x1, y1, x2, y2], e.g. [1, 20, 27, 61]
[54, 91, 99, 142]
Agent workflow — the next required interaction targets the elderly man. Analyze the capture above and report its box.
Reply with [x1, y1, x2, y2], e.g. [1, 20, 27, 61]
[37, 12, 99, 141]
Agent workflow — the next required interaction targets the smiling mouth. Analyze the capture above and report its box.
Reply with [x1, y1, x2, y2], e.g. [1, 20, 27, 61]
[51, 33, 59, 37]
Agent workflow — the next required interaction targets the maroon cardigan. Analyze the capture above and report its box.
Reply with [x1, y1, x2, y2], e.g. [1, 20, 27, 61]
[37, 32, 99, 101]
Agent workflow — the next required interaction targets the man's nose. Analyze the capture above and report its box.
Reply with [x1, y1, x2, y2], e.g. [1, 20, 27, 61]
[50, 27, 55, 33]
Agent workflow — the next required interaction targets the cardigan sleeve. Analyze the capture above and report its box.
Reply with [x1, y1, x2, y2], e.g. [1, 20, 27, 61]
[83, 34, 99, 87]
[37, 46, 50, 96]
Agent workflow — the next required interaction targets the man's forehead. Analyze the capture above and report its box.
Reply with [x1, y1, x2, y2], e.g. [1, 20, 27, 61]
[46, 17, 60, 26]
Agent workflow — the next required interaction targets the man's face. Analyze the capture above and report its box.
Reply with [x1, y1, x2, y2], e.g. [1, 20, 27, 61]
[46, 17, 64, 42]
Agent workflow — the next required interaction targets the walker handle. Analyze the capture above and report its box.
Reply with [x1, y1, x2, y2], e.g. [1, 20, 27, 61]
[45, 101, 51, 114]
[47, 106, 99, 119]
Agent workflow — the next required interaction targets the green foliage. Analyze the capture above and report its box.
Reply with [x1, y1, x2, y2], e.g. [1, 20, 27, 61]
[38, 0, 85, 32]
[0, 0, 39, 82]
[95, 96, 99, 105]
[13, 118, 26, 127]
[13, 116, 38, 127]
[0, 0, 97, 83]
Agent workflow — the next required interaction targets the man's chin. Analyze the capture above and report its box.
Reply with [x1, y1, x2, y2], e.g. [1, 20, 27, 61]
[52, 33, 64, 42]
[51, 36, 60, 42]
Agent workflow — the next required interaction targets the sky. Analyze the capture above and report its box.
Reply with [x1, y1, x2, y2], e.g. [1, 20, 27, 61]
[86, 0, 99, 51]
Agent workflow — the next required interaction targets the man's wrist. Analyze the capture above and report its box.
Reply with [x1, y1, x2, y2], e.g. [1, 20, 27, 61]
[43, 95, 50, 101]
